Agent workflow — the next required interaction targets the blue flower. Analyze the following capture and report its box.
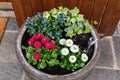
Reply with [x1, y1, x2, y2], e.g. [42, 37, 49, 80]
[56, 31, 60, 36]
[38, 30, 40, 33]
[37, 12, 42, 18]
[25, 21, 28, 25]
[32, 31, 34, 34]
[62, 13, 66, 18]
[48, 32, 53, 37]
[30, 21, 34, 26]
[58, 17, 63, 21]
[42, 18, 47, 24]
[43, 27, 47, 30]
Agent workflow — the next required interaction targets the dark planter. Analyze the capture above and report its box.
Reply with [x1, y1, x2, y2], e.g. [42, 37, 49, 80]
[16, 20, 100, 80]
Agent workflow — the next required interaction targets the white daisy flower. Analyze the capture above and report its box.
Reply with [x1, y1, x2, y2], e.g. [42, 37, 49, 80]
[81, 53, 88, 62]
[61, 48, 69, 56]
[59, 39, 66, 45]
[70, 45, 79, 53]
[66, 39, 73, 47]
[69, 55, 76, 63]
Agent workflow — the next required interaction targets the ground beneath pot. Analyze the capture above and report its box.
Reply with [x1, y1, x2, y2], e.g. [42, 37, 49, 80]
[1, 17, 120, 80]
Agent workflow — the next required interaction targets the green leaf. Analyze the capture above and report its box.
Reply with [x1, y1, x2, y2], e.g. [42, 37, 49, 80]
[48, 59, 59, 66]
[26, 52, 31, 59]
[28, 58, 32, 64]
[38, 61, 46, 69]
[93, 20, 98, 25]
[70, 7, 79, 16]
[43, 54, 50, 60]
[77, 14, 84, 21]
[22, 45, 26, 49]
[43, 11, 50, 19]
[80, 63, 85, 67]
[70, 17, 76, 24]
[77, 28, 82, 34]
[85, 26, 91, 33]
[28, 46, 34, 53]
[58, 6, 63, 10]
[51, 52, 57, 58]
[65, 29, 74, 37]
[33, 60, 38, 65]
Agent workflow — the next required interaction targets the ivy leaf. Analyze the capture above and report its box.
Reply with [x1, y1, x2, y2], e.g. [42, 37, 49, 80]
[70, 17, 76, 24]
[70, 7, 79, 16]
[77, 14, 84, 21]
[28, 46, 34, 53]
[38, 60, 46, 69]
[93, 20, 98, 25]
[85, 26, 91, 33]
[58, 6, 63, 10]
[77, 28, 82, 34]
[65, 29, 74, 37]
[43, 11, 50, 19]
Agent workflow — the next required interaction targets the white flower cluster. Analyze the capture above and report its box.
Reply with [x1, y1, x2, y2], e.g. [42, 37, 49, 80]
[59, 38, 88, 63]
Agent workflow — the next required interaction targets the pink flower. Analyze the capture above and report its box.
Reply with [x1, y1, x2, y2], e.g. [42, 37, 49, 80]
[25, 49, 28, 53]
[44, 42, 51, 49]
[36, 33, 43, 40]
[34, 41, 41, 48]
[28, 36, 36, 45]
[41, 37, 48, 44]
[50, 42, 56, 49]
[45, 42, 56, 49]
[33, 53, 40, 60]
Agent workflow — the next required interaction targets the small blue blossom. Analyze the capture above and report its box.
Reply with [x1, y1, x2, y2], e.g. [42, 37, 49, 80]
[38, 30, 40, 33]
[43, 27, 47, 30]
[32, 31, 34, 34]
[25, 21, 28, 25]
[56, 31, 60, 36]
[43, 24, 47, 27]
[47, 32, 53, 37]
[30, 21, 34, 26]
[37, 12, 42, 18]
[62, 13, 66, 18]
[58, 17, 63, 21]
[42, 18, 47, 24]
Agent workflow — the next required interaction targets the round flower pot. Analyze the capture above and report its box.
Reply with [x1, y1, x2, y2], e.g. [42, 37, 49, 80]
[16, 18, 100, 80]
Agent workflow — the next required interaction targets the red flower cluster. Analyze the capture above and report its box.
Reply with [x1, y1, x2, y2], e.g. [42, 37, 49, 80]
[27, 33, 56, 60]
[28, 33, 56, 49]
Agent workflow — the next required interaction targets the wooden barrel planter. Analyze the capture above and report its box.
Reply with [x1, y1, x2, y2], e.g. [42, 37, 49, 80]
[16, 7, 100, 80]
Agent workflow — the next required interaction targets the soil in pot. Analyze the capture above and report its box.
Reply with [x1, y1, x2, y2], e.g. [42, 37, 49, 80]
[21, 30, 94, 75]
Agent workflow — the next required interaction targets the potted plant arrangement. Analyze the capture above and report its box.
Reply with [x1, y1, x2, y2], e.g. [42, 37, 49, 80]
[16, 6, 100, 80]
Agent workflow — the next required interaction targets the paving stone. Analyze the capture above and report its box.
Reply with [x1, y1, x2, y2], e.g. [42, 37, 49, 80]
[96, 37, 113, 67]
[113, 36, 120, 68]
[85, 68, 120, 80]
[0, 2, 13, 10]
[0, 62, 23, 80]
[6, 18, 19, 31]
[0, 32, 19, 63]
[0, 11, 15, 18]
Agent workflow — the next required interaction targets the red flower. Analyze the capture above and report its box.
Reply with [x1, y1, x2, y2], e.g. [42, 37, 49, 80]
[28, 36, 36, 45]
[45, 42, 56, 49]
[36, 33, 43, 40]
[44, 42, 51, 49]
[34, 41, 41, 49]
[50, 42, 56, 49]
[41, 37, 48, 44]
[33, 53, 40, 60]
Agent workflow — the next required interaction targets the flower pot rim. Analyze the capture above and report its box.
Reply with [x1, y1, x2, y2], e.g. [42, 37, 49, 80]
[16, 18, 100, 79]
